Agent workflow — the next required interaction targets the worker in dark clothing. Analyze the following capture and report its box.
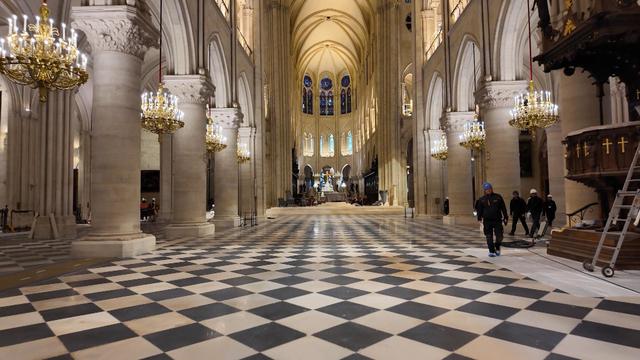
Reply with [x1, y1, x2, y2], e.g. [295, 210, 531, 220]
[476, 182, 509, 257]
[527, 189, 544, 237]
[509, 191, 529, 236]
[544, 194, 557, 228]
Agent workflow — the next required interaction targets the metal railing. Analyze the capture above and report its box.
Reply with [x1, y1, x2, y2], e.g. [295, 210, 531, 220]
[237, 28, 253, 59]
[450, 0, 470, 24]
[565, 202, 599, 227]
[213, 0, 231, 23]
[425, 29, 443, 61]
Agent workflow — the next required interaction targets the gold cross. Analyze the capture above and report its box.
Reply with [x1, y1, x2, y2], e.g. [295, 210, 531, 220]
[602, 138, 612, 155]
[583, 142, 590, 157]
[618, 137, 629, 153]
[575, 143, 580, 158]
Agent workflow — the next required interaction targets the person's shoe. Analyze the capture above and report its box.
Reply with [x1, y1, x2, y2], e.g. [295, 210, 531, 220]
[488, 253, 496, 257]
[496, 250, 501, 256]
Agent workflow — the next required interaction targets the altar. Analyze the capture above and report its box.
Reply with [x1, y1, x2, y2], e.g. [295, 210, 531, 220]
[324, 192, 347, 202]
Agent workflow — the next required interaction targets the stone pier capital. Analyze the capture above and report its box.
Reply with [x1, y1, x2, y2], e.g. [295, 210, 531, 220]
[211, 107, 243, 129]
[238, 126, 256, 138]
[443, 111, 474, 133]
[163, 75, 214, 105]
[72, 5, 156, 59]
[476, 80, 528, 110]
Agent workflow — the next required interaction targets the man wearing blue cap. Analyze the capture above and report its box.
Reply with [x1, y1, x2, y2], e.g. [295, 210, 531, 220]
[476, 182, 509, 257]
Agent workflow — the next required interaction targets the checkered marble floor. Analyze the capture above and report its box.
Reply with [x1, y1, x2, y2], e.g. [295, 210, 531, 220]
[0, 216, 639, 359]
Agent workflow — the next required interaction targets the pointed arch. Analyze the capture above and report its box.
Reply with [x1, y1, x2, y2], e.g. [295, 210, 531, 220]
[237, 72, 253, 127]
[453, 35, 482, 112]
[426, 73, 445, 130]
[208, 34, 231, 108]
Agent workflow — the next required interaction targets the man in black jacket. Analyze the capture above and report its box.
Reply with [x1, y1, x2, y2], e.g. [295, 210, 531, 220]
[509, 191, 529, 236]
[477, 182, 509, 257]
[544, 194, 557, 228]
[527, 189, 544, 237]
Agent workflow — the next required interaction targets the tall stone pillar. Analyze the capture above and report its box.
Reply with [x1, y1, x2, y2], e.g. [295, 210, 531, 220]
[157, 134, 172, 222]
[33, 91, 77, 240]
[71, 5, 155, 257]
[477, 81, 528, 197]
[545, 123, 566, 226]
[164, 75, 215, 237]
[238, 126, 255, 218]
[560, 72, 601, 220]
[426, 129, 445, 216]
[212, 107, 241, 228]
[443, 112, 476, 225]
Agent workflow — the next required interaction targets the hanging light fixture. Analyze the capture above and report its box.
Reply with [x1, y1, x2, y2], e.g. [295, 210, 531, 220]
[509, 0, 559, 136]
[431, 133, 448, 161]
[141, 0, 184, 136]
[237, 142, 251, 164]
[460, 43, 486, 150]
[0, 0, 89, 102]
[206, 104, 228, 153]
[459, 107, 486, 150]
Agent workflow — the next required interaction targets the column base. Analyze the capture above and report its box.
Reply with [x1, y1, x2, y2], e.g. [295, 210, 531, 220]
[443, 215, 478, 226]
[71, 233, 156, 258]
[33, 215, 77, 240]
[165, 222, 215, 238]
[212, 216, 241, 229]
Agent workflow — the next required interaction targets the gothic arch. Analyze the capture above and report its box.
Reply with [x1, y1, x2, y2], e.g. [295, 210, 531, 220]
[238, 72, 253, 127]
[208, 34, 231, 108]
[426, 74, 444, 130]
[453, 35, 482, 112]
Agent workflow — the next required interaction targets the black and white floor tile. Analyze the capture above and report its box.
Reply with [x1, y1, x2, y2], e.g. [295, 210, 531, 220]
[0, 216, 639, 359]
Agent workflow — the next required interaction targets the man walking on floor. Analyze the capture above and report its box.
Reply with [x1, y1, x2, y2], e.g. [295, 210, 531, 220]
[509, 191, 529, 236]
[527, 189, 544, 237]
[476, 182, 509, 257]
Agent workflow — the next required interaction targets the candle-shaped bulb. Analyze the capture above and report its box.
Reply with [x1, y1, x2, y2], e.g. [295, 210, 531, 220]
[35, 15, 40, 27]
[22, 15, 27, 33]
[8, 18, 12, 35]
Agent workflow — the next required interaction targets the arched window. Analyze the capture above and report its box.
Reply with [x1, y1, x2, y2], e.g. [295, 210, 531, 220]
[303, 132, 314, 157]
[340, 75, 351, 114]
[347, 131, 353, 155]
[341, 131, 354, 156]
[319, 135, 324, 156]
[328, 134, 335, 157]
[320, 76, 333, 116]
[302, 75, 313, 114]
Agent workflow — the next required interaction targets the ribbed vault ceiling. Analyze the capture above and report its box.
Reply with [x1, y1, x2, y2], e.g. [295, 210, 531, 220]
[289, 0, 373, 78]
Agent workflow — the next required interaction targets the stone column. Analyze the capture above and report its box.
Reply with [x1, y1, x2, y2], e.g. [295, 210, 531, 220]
[163, 75, 215, 237]
[443, 111, 476, 225]
[545, 123, 566, 226]
[212, 107, 241, 228]
[426, 129, 445, 216]
[477, 81, 528, 198]
[32, 91, 77, 240]
[71, 5, 155, 257]
[238, 126, 255, 218]
[560, 72, 601, 220]
[157, 134, 172, 222]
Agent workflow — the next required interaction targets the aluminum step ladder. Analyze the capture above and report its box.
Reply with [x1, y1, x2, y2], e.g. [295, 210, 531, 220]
[583, 144, 640, 277]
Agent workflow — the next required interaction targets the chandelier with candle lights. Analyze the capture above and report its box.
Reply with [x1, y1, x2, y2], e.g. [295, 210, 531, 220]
[237, 142, 251, 163]
[459, 107, 486, 150]
[0, 0, 88, 102]
[206, 105, 228, 153]
[509, 0, 559, 135]
[431, 133, 448, 161]
[140, 0, 184, 136]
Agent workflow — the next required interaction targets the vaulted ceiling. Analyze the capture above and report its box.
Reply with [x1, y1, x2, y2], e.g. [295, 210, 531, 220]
[289, 0, 374, 79]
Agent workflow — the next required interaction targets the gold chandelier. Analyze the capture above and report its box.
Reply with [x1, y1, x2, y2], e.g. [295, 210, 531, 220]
[206, 105, 227, 153]
[237, 142, 251, 163]
[459, 108, 486, 150]
[0, 0, 88, 102]
[431, 133, 448, 161]
[509, 0, 559, 135]
[140, 0, 184, 136]
[509, 80, 559, 135]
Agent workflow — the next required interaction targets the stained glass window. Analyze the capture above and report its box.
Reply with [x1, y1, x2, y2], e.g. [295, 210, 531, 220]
[340, 75, 352, 114]
[302, 75, 313, 114]
[327, 91, 334, 115]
